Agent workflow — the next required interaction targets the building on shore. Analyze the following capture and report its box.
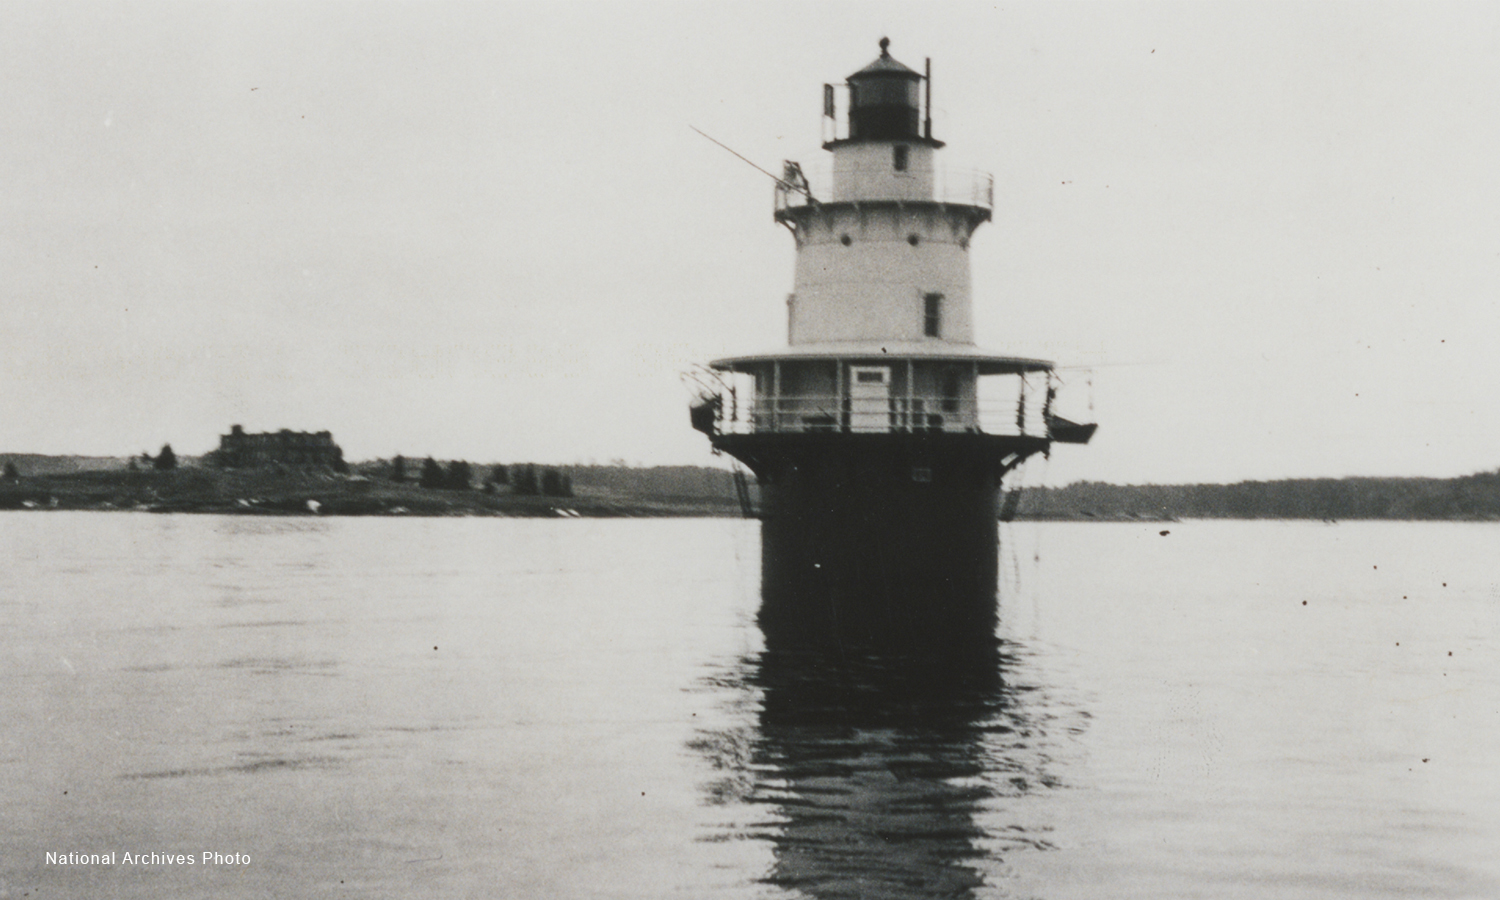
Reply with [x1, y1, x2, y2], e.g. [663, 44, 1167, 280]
[212, 425, 345, 470]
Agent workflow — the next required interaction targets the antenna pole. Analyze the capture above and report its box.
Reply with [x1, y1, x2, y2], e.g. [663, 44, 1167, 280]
[924, 58, 933, 139]
[689, 125, 811, 197]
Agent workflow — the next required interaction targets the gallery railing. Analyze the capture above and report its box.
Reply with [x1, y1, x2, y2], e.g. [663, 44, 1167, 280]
[701, 395, 1044, 437]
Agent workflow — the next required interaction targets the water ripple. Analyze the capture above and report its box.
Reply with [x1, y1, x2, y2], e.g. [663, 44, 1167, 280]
[688, 644, 1089, 899]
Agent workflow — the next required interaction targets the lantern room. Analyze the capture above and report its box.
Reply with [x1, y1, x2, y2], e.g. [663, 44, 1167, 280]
[845, 37, 925, 142]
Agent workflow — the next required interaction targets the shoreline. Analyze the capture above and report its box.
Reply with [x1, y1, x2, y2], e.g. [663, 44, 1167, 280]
[0, 468, 744, 519]
[5, 463, 1499, 521]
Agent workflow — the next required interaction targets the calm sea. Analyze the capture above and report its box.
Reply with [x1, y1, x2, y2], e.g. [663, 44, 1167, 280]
[2, 513, 1497, 899]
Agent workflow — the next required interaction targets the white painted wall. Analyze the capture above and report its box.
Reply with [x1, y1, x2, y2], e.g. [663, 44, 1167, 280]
[831, 141, 935, 201]
[788, 204, 980, 344]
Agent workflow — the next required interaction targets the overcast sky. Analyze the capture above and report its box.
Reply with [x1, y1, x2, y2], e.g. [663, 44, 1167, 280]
[3, 2, 1497, 486]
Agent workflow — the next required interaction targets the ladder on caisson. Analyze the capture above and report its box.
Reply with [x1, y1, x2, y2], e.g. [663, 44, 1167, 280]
[732, 467, 757, 519]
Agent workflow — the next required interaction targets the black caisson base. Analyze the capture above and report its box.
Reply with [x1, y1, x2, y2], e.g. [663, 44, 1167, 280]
[717, 432, 1045, 656]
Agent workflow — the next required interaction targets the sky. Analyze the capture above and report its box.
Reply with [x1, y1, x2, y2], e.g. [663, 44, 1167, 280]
[2, 2, 1498, 486]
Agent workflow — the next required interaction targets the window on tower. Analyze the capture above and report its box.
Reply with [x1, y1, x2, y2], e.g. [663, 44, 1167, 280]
[893, 145, 909, 172]
[923, 293, 943, 337]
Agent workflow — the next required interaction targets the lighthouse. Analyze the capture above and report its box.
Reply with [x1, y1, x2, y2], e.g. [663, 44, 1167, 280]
[692, 39, 1093, 654]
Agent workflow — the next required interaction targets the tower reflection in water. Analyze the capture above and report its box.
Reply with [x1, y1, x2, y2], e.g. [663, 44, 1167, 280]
[692, 637, 1078, 899]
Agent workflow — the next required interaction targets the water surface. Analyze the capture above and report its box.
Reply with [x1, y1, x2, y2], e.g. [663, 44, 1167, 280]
[2, 514, 1496, 898]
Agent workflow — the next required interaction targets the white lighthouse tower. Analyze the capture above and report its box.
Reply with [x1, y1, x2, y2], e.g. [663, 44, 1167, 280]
[693, 39, 1093, 653]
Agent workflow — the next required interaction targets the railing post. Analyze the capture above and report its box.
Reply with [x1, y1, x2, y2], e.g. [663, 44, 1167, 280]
[836, 359, 846, 432]
[906, 359, 915, 432]
[1016, 375, 1027, 436]
[772, 361, 781, 433]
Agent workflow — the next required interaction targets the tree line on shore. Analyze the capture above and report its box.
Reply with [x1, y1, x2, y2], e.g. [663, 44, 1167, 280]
[1015, 470, 1500, 520]
[8, 449, 1500, 519]
[131, 444, 179, 471]
[388, 456, 573, 497]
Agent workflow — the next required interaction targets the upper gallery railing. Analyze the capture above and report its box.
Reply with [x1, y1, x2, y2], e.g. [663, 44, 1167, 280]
[775, 162, 994, 214]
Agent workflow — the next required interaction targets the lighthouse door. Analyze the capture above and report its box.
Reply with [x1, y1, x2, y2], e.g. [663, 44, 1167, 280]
[849, 366, 892, 432]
